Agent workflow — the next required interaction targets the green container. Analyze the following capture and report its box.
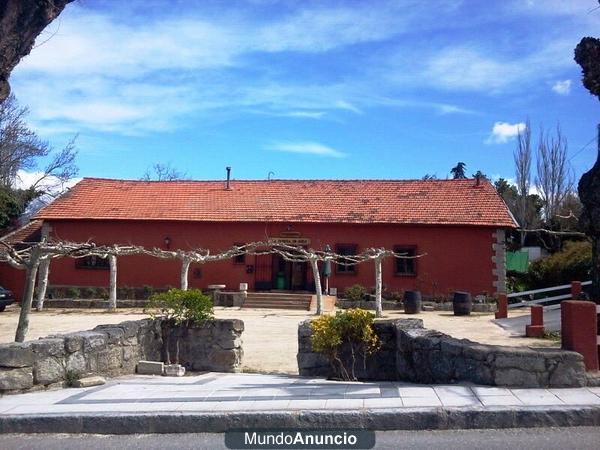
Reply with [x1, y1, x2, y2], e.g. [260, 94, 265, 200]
[276, 272, 285, 290]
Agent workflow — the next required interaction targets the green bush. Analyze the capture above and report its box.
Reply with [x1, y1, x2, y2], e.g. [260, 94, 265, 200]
[147, 288, 214, 326]
[96, 287, 109, 300]
[344, 284, 367, 302]
[81, 287, 97, 299]
[142, 285, 155, 299]
[311, 309, 381, 381]
[526, 241, 591, 289]
[65, 287, 80, 299]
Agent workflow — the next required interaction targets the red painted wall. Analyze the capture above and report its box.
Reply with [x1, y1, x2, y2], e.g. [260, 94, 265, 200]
[2, 219, 498, 299]
[0, 264, 25, 301]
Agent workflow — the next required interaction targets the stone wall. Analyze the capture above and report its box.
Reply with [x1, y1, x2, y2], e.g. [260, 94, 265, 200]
[0, 318, 245, 394]
[163, 319, 244, 372]
[335, 300, 496, 313]
[0, 318, 162, 394]
[298, 318, 588, 388]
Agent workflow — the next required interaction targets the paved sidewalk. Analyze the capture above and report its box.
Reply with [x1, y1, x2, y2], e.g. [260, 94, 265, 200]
[1, 372, 600, 433]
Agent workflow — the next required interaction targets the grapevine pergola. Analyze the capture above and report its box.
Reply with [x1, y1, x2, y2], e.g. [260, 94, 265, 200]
[0, 239, 425, 342]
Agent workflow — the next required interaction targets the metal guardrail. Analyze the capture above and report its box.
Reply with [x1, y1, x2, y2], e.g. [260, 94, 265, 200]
[507, 280, 592, 309]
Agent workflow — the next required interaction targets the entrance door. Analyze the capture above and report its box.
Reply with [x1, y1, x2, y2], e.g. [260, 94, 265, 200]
[272, 254, 307, 291]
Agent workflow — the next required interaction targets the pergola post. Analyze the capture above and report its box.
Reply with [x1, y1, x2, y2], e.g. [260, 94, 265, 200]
[108, 254, 117, 311]
[309, 256, 323, 315]
[35, 256, 51, 312]
[180, 257, 191, 291]
[15, 247, 41, 342]
[374, 254, 383, 318]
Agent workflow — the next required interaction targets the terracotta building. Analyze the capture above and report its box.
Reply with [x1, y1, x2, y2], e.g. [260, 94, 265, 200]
[1, 177, 517, 301]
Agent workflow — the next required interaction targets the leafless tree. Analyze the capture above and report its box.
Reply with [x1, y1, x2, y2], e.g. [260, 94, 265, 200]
[514, 119, 533, 245]
[141, 163, 185, 181]
[535, 125, 573, 224]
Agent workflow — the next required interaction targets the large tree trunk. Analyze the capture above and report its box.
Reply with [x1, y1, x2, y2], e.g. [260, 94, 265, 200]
[35, 256, 51, 312]
[0, 0, 73, 100]
[374, 255, 383, 318]
[180, 257, 191, 291]
[309, 257, 323, 315]
[578, 125, 600, 303]
[15, 247, 41, 342]
[108, 254, 117, 310]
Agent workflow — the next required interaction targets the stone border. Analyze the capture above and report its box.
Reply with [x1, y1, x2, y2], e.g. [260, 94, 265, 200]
[336, 299, 496, 313]
[0, 406, 599, 434]
[298, 319, 588, 388]
[0, 318, 244, 394]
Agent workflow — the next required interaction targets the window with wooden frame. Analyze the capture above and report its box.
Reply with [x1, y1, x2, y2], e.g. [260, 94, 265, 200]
[394, 245, 417, 276]
[76, 255, 110, 270]
[233, 243, 246, 265]
[335, 244, 358, 274]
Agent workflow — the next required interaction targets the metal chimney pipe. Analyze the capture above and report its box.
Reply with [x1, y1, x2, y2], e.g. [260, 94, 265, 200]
[226, 166, 231, 190]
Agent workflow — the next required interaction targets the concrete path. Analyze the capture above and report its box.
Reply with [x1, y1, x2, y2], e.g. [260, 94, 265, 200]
[1, 372, 600, 433]
[495, 308, 561, 335]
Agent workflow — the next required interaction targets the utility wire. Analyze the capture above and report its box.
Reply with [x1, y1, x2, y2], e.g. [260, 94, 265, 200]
[569, 135, 597, 161]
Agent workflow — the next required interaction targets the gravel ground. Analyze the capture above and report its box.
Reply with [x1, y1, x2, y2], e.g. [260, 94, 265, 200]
[0, 305, 557, 374]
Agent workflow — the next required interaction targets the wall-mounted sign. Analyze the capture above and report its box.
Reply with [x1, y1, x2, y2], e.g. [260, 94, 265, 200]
[271, 237, 311, 246]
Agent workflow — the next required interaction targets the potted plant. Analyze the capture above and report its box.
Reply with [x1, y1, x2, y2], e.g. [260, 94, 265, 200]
[147, 288, 214, 376]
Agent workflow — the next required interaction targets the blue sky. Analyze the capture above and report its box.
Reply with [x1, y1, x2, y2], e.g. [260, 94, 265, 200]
[9, 0, 600, 183]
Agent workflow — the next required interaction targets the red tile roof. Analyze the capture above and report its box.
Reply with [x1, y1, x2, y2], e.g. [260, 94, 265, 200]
[34, 178, 517, 228]
[0, 219, 43, 245]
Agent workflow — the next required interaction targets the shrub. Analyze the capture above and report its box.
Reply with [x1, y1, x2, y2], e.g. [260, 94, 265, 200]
[344, 284, 367, 302]
[147, 289, 214, 365]
[526, 241, 591, 289]
[65, 287, 80, 299]
[96, 287, 109, 300]
[311, 309, 381, 381]
[142, 285, 155, 299]
[81, 287, 96, 299]
[147, 288, 214, 327]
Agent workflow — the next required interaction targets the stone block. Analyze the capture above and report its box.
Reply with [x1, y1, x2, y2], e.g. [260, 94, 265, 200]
[0, 367, 34, 391]
[114, 320, 142, 338]
[0, 342, 34, 368]
[72, 376, 106, 388]
[94, 326, 125, 345]
[123, 345, 141, 362]
[97, 346, 123, 372]
[63, 334, 84, 353]
[494, 368, 540, 387]
[65, 352, 86, 375]
[79, 331, 108, 352]
[136, 360, 164, 375]
[297, 352, 329, 370]
[34, 357, 65, 385]
[31, 338, 65, 358]
[217, 337, 242, 350]
[495, 353, 546, 372]
[548, 361, 587, 387]
[206, 349, 239, 370]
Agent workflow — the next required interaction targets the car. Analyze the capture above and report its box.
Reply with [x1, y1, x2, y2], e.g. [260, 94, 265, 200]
[0, 286, 15, 312]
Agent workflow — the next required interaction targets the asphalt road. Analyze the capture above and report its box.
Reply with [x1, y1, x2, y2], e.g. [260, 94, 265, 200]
[2, 428, 600, 450]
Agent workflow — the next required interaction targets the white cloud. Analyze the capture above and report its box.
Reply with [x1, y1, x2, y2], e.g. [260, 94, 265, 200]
[486, 122, 526, 144]
[267, 141, 346, 158]
[552, 79, 571, 96]
[13, 169, 81, 193]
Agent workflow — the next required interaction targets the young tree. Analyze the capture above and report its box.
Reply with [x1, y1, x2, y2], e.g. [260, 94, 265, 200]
[450, 162, 467, 179]
[535, 125, 573, 224]
[514, 120, 533, 245]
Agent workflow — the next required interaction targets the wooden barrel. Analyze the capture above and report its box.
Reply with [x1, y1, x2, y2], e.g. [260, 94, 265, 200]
[453, 291, 472, 316]
[403, 290, 422, 314]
